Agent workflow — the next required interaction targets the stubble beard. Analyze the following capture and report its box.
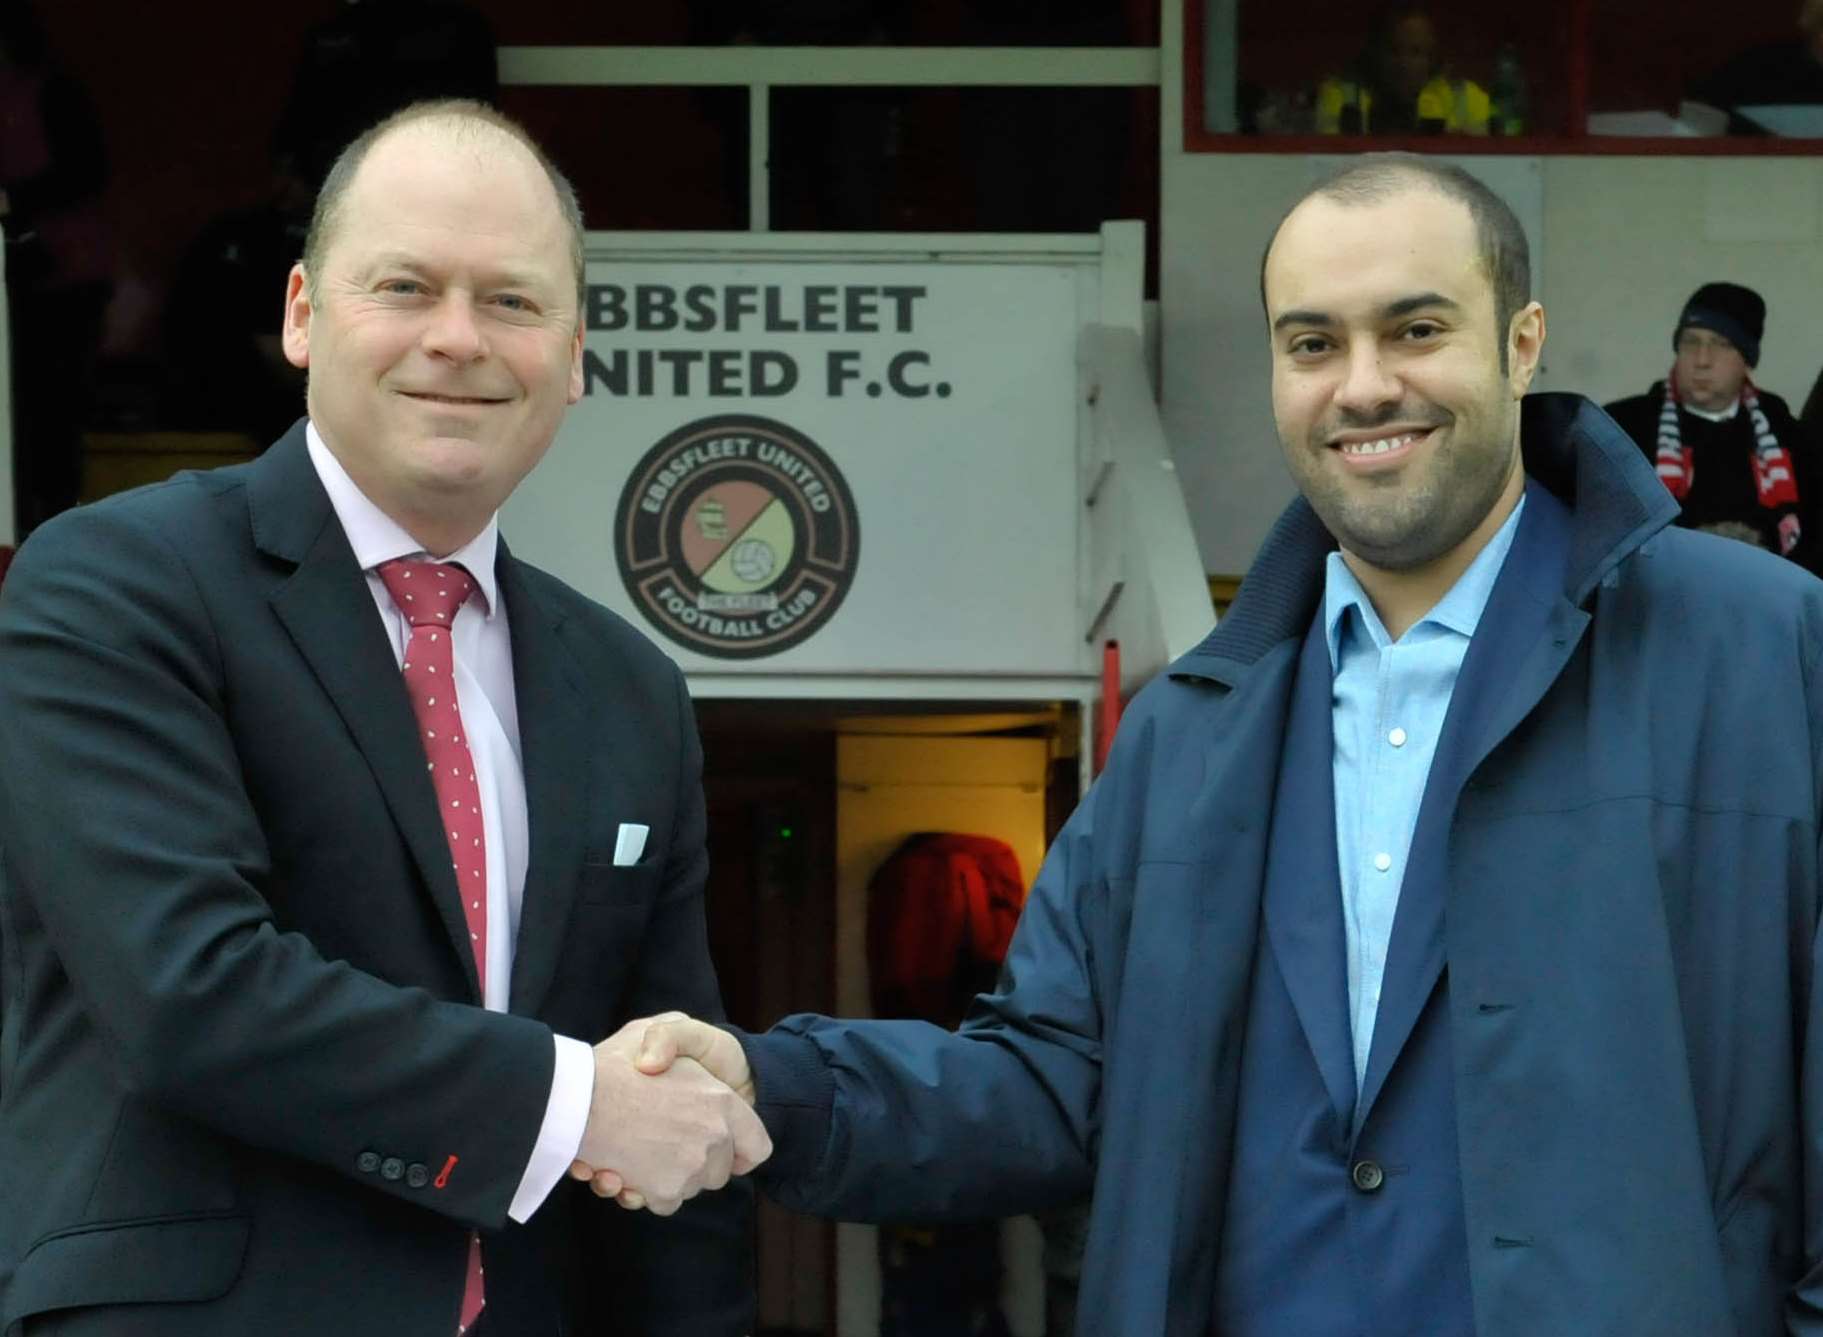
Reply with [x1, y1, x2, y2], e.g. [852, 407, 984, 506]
[1293, 400, 1519, 573]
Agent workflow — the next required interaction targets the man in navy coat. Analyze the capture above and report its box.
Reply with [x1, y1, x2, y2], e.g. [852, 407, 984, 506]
[593, 153, 1823, 1334]
[0, 102, 767, 1335]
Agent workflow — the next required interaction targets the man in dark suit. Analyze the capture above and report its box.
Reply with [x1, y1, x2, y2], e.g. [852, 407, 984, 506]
[0, 100, 766, 1335]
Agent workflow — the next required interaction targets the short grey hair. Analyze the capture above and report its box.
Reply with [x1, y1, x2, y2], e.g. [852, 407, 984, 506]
[300, 98, 586, 311]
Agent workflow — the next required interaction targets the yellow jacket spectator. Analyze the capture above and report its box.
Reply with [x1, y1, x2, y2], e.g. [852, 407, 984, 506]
[1315, 73, 1492, 134]
[1316, 6, 1491, 136]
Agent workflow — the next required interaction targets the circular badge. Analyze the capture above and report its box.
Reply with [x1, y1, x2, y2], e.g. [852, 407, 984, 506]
[615, 415, 861, 659]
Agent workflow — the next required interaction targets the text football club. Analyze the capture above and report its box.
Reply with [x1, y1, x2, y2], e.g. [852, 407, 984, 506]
[615, 415, 861, 659]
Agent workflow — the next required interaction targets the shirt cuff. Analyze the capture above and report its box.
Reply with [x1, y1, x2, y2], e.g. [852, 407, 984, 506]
[507, 1033, 594, 1223]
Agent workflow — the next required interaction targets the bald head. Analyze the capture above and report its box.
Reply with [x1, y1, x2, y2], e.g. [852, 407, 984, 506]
[1261, 154, 1529, 369]
[301, 99, 585, 312]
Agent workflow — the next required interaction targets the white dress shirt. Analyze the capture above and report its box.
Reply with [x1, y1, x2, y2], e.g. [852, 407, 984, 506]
[306, 423, 593, 1223]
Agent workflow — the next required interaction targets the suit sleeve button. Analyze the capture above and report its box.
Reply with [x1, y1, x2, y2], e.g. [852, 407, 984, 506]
[406, 1162, 430, 1189]
[357, 1151, 381, 1174]
[380, 1157, 406, 1182]
[1351, 1159, 1385, 1193]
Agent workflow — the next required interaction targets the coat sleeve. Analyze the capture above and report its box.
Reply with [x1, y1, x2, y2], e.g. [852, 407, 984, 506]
[1797, 850, 1823, 1333]
[736, 784, 1108, 1224]
[578, 663, 755, 1335]
[1793, 618, 1823, 1334]
[0, 502, 555, 1229]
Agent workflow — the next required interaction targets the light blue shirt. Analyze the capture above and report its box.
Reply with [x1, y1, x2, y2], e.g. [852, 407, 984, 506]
[1324, 496, 1525, 1090]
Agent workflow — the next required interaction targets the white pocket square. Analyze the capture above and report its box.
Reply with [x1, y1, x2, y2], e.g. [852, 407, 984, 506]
[613, 823, 649, 866]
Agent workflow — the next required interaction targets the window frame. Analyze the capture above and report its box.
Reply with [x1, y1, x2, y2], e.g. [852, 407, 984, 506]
[1181, 0, 1823, 155]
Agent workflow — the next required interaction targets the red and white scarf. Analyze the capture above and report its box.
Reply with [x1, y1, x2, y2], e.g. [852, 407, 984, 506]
[1654, 368, 1801, 551]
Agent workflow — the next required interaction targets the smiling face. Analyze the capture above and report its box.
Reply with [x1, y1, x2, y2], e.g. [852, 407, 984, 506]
[281, 119, 585, 555]
[1263, 183, 1542, 576]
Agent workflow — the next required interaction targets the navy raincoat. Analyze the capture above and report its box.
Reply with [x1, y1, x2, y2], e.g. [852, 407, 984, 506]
[742, 394, 1823, 1335]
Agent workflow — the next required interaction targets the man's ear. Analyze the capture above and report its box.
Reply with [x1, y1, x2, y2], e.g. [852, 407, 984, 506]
[567, 319, 585, 405]
[1507, 300, 1546, 398]
[281, 265, 312, 370]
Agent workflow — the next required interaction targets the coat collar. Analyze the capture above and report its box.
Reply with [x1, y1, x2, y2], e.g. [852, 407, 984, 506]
[248, 419, 337, 567]
[1170, 393, 1679, 686]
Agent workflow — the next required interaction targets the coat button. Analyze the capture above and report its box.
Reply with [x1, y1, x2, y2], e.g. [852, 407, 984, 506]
[1351, 1159, 1385, 1193]
[381, 1157, 406, 1182]
[357, 1151, 381, 1174]
[406, 1162, 430, 1189]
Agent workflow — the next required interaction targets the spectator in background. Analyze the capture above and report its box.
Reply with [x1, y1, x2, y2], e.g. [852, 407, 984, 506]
[161, 162, 312, 444]
[1315, 6, 1491, 135]
[157, 0, 497, 445]
[1691, 0, 1823, 128]
[1802, 357, 1823, 439]
[272, 0, 497, 191]
[959, 0, 1135, 232]
[1605, 282, 1820, 572]
[0, 0, 112, 538]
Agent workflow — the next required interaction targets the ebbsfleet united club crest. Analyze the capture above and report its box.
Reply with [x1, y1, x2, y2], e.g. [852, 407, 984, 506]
[615, 415, 860, 659]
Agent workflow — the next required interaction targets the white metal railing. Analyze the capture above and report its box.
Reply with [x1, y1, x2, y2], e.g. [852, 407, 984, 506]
[1082, 322, 1212, 679]
[500, 46, 1162, 231]
[1080, 223, 1211, 692]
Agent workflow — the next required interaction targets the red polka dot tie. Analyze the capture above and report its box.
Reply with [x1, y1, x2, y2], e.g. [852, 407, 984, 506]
[375, 557, 488, 1335]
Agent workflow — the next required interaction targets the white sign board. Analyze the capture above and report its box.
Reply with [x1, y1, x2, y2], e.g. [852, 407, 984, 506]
[504, 238, 1104, 684]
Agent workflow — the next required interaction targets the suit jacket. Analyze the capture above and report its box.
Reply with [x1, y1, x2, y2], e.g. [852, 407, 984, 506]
[0, 423, 753, 1336]
[741, 394, 1823, 1334]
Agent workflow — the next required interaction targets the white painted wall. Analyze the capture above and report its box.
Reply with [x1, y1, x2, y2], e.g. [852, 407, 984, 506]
[1540, 156, 1823, 409]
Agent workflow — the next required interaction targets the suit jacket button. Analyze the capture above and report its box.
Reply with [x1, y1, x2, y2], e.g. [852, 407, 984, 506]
[406, 1162, 430, 1189]
[1351, 1159, 1385, 1193]
[357, 1151, 382, 1174]
[381, 1157, 406, 1182]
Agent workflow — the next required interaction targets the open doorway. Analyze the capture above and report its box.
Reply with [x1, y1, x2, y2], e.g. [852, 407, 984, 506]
[696, 699, 1082, 1337]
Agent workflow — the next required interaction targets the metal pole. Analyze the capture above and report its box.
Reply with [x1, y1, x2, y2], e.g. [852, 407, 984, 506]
[749, 82, 770, 232]
[0, 229, 15, 547]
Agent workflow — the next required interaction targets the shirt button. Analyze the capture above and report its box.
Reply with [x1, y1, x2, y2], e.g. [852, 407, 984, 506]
[1352, 1159, 1386, 1193]
[1373, 852, 1392, 872]
[1388, 727, 1407, 747]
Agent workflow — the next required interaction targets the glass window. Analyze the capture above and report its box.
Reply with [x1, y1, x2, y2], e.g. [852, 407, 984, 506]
[1589, 0, 1823, 138]
[1199, 0, 1571, 139]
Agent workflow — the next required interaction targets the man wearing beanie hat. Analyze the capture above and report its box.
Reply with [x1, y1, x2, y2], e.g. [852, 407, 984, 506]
[1606, 281, 1820, 572]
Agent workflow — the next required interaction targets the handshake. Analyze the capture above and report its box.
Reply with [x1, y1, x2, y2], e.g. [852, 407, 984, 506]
[567, 1014, 769, 1216]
